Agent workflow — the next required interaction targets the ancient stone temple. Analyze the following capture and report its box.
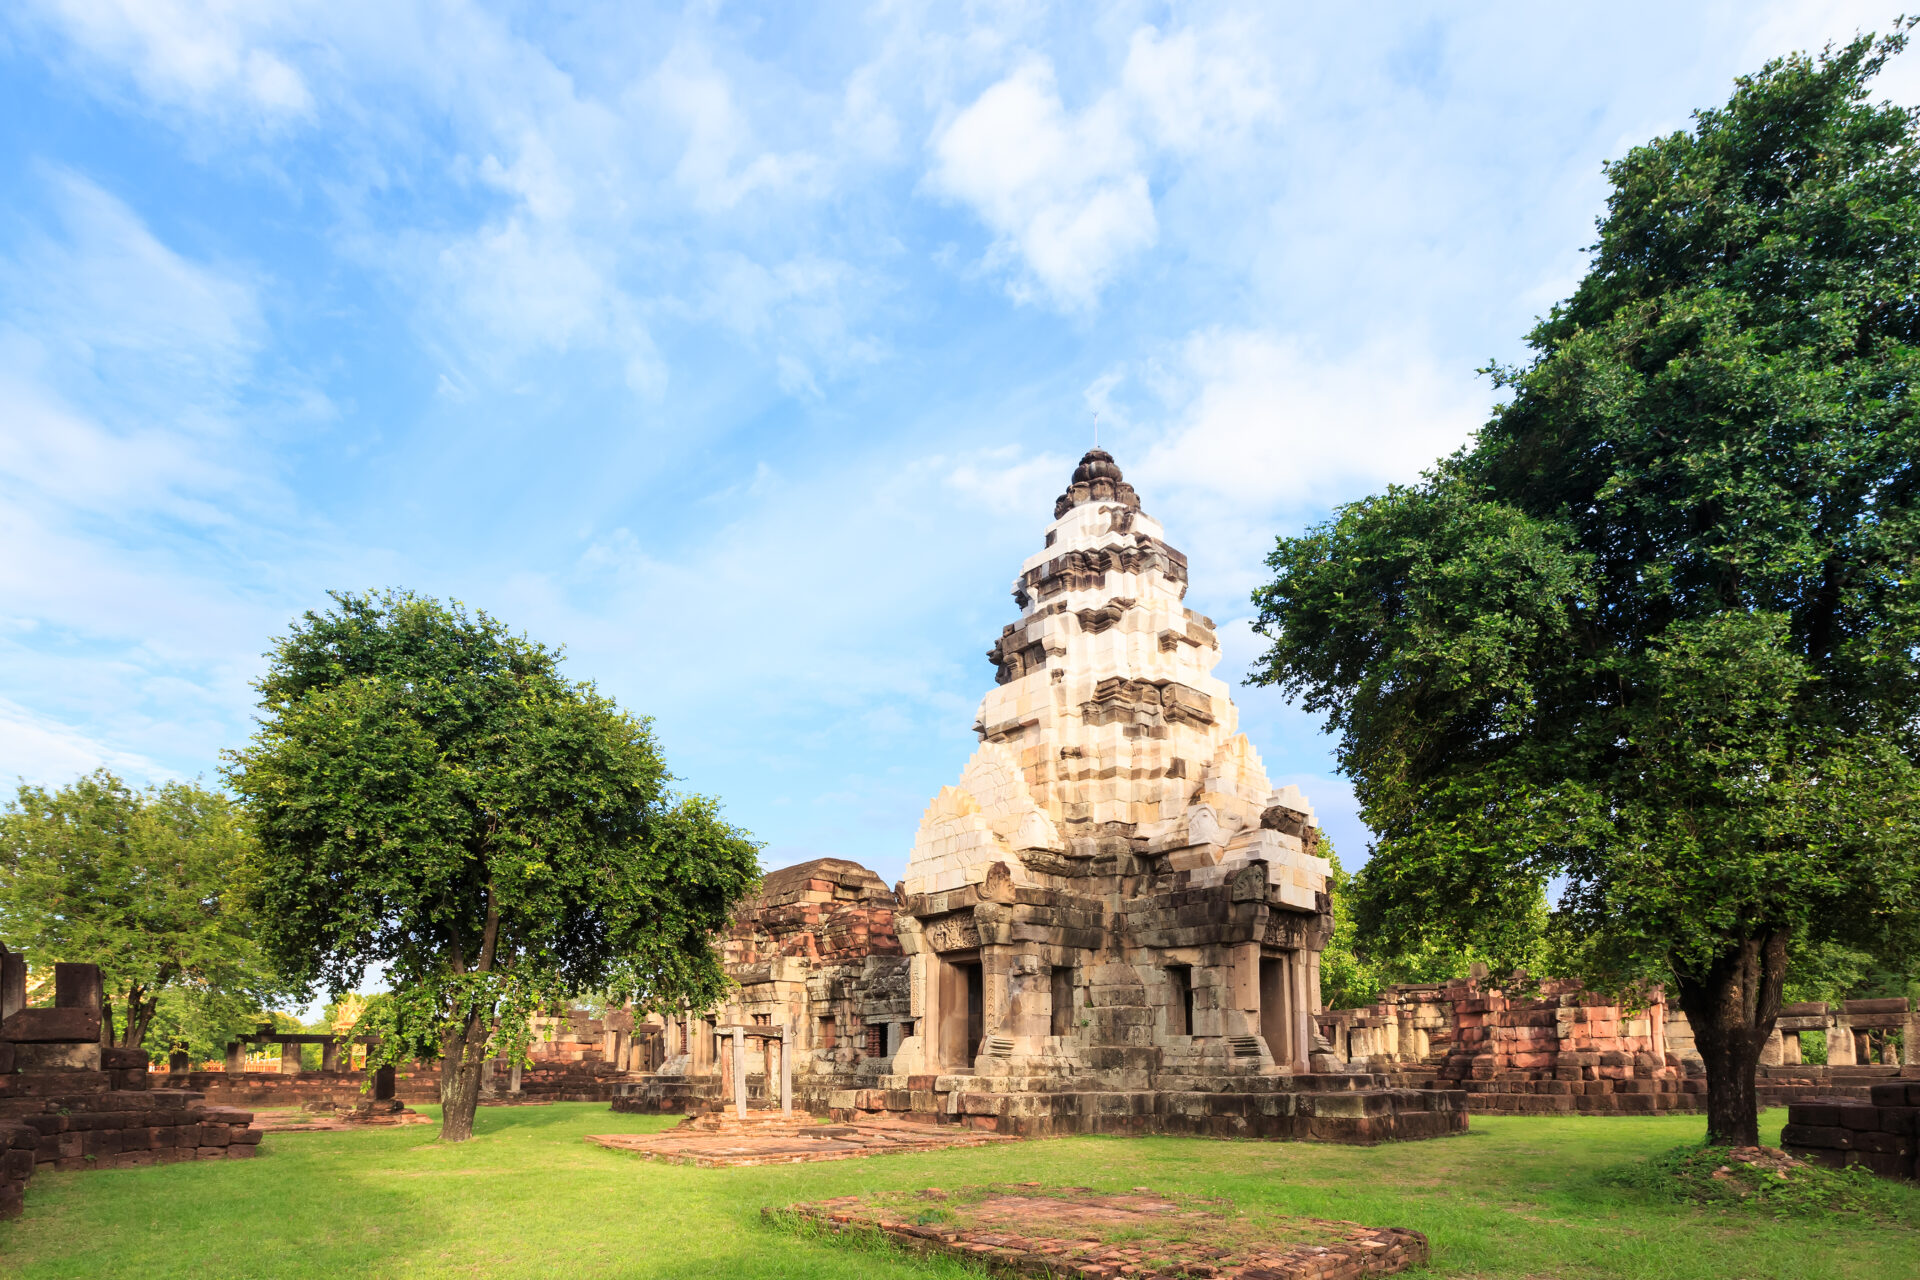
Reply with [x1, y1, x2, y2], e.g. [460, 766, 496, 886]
[620, 451, 1463, 1142]
[864, 450, 1462, 1141]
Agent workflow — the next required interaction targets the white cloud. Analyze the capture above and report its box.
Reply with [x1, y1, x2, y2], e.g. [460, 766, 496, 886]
[653, 46, 822, 211]
[23, 0, 315, 120]
[0, 696, 157, 789]
[942, 445, 1070, 517]
[924, 20, 1276, 310]
[0, 171, 347, 794]
[1139, 328, 1490, 512]
[1121, 22, 1275, 152]
[0, 171, 272, 522]
[927, 57, 1153, 310]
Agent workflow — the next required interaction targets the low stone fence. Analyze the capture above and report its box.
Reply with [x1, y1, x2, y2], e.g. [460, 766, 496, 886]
[1779, 1082, 1920, 1181]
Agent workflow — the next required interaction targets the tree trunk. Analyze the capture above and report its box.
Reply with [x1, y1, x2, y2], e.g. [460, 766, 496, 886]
[438, 1007, 489, 1143]
[1670, 929, 1788, 1147]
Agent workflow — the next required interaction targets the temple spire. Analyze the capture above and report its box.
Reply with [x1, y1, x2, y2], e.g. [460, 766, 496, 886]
[1053, 448, 1141, 519]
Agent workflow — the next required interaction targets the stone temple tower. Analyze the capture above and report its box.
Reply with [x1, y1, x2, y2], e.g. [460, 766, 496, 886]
[885, 448, 1416, 1126]
[900, 448, 1324, 907]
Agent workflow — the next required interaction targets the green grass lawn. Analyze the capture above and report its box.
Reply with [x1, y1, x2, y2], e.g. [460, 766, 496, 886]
[2, 1104, 1915, 1279]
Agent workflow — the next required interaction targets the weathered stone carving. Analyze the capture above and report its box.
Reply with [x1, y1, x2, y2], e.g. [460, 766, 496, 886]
[922, 913, 983, 952]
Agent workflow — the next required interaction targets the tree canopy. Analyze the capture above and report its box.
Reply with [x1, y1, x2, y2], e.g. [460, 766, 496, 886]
[0, 770, 286, 1051]
[1252, 34, 1920, 1144]
[226, 590, 761, 1141]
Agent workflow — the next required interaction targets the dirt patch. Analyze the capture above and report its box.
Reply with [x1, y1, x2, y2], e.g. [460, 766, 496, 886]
[769, 1184, 1426, 1278]
[587, 1115, 1017, 1168]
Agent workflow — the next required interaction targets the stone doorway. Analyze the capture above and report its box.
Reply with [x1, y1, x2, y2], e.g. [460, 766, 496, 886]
[1260, 956, 1292, 1065]
[938, 951, 985, 1069]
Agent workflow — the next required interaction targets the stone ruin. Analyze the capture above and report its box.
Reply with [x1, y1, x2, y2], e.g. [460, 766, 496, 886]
[621, 856, 910, 1116]
[1781, 1081, 1920, 1181]
[0, 942, 260, 1218]
[1317, 974, 1918, 1118]
[623, 451, 1464, 1145]
[154, 999, 663, 1113]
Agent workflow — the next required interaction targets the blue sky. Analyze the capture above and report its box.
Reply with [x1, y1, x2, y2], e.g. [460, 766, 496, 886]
[2, 1, 1909, 887]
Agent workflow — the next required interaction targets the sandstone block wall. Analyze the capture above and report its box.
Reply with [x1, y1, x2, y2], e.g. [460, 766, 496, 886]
[0, 946, 259, 1219]
[1780, 1083, 1920, 1181]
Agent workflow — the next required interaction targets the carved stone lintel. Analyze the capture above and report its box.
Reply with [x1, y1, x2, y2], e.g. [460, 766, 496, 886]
[922, 912, 982, 953]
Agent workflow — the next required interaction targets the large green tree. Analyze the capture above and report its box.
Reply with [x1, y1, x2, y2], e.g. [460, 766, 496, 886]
[226, 590, 760, 1142]
[0, 771, 285, 1050]
[1252, 35, 1920, 1145]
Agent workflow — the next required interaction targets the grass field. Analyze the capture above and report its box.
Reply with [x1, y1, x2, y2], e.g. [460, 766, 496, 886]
[2, 1104, 1916, 1279]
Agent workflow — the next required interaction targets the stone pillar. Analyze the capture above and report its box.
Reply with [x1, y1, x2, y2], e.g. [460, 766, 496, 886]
[0, 948, 26, 1020]
[321, 1040, 340, 1072]
[781, 1023, 793, 1116]
[731, 1026, 747, 1119]
[1291, 953, 1314, 1074]
[1827, 1013, 1857, 1066]
[224, 1041, 245, 1073]
[509, 1059, 523, 1093]
[169, 1050, 191, 1072]
[1759, 1027, 1785, 1067]
[1904, 1008, 1920, 1068]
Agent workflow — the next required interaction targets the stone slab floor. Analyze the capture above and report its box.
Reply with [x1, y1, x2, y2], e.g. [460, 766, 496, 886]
[1, 1103, 1914, 1279]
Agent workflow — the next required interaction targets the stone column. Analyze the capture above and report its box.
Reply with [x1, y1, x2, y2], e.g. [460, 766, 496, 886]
[1291, 953, 1314, 1074]
[224, 1041, 245, 1073]
[1826, 1012, 1857, 1066]
[732, 1026, 747, 1119]
[280, 1040, 302, 1074]
[781, 1023, 793, 1116]
[1760, 1027, 1785, 1067]
[169, 1050, 190, 1072]
[321, 1040, 340, 1072]
[509, 1059, 523, 1093]
[0, 949, 26, 1020]
[1904, 1007, 1920, 1068]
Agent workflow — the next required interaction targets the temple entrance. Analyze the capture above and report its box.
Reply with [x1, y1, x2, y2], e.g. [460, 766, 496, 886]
[1260, 956, 1291, 1066]
[938, 951, 985, 1068]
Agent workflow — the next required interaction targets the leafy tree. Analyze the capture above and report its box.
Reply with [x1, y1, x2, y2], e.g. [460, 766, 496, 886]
[144, 987, 280, 1067]
[1318, 838, 1551, 1011]
[0, 770, 287, 1049]
[1253, 35, 1920, 1145]
[226, 590, 761, 1142]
